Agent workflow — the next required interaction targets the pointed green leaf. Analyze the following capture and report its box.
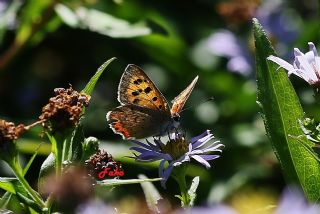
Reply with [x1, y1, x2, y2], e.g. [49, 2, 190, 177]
[187, 176, 199, 207]
[23, 144, 42, 176]
[0, 178, 17, 194]
[253, 18, 320, 201]
[138, 174, 162, 213]
[0, 178, 40, 211]
[0, 192, 12, 208]
[82, 57, 116, 95]
[67, 124, 84, 162]
[38, 153, 55, 190]
[55, 5, 154, 38]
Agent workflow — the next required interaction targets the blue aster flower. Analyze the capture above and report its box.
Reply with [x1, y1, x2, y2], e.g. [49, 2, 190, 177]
[130, 130, 224, 187]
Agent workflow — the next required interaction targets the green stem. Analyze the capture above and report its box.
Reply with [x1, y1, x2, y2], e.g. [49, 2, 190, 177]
[173, 166, 190, 208]
[45, 193, 54, 211]
[47, 134, 63, 177]
[55, 141, 62, 177]
[313, 87, 320, 104]
[9, 158, 46, 211]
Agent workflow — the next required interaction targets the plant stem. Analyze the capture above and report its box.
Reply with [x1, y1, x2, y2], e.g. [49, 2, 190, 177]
[9, 158, 46, 210]
[173, 166, 190, 208]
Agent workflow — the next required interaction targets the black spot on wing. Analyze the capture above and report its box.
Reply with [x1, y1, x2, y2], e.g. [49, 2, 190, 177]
[132, 91, 139, 96]
[144, 87, 152, 94]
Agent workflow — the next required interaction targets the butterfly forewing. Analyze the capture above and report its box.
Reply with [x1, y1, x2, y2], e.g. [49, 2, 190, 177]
[170, 76, 198, 115]
[118, 64, 170, 114]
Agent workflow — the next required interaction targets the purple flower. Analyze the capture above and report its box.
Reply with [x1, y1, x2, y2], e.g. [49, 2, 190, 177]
[274, 187, 320, 214]
[267, 42, 320, 85]
[206, 30, 252, 76]
[256, 0, 299, 44]
[130, 130, 224, 187]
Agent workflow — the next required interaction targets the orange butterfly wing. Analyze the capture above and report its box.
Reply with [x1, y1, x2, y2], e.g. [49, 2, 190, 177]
[170, 76, 198, 115]
[107, 64, 172, 139]
[117, 64, 170, 114]
[107, 105, 171, 139]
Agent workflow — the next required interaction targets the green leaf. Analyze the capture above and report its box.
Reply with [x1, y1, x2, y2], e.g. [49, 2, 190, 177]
[0, 208, 13, 214]
[38, 153, 55, 190]
[0, 178, 17, 194]
[0, 178, 41, 212]
[253, 18, 320, 201]
[138, 174, 162, 213]
[0, 192, 12, 208]
[97, 178, 162, 187]
[16, 0, 59, 44]
[55, 4, 153, 38]
[82, 57, 116, 95]
[15, 192, 41, 213]
[23, 144, 42, 176]
[67, 124, 84, 162]
[187, 176, 199, 207]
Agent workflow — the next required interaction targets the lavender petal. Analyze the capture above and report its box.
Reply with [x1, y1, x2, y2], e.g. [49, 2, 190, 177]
[191, 155, 211, 169]
[267, 55, 294, 71]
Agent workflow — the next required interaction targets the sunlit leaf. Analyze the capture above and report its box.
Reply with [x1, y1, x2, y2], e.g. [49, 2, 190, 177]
[254, 18, 320, 201]
[187, 176, 199, 207]
[0, 178, 16, 194]
[55, 4, 152, 38]
[82, 57, 116, 95]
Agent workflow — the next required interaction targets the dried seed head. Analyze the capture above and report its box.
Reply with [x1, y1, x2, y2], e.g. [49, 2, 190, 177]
[39, 86, 91, 134]
[0, 119, 25, 162]
[85, 149, 123, 180]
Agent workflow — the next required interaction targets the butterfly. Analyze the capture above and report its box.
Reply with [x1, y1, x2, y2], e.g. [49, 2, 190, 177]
[106, 64, 198, 139]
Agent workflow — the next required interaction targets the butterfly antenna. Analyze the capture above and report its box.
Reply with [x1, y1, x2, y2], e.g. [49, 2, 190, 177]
[180, 97, 214, 113]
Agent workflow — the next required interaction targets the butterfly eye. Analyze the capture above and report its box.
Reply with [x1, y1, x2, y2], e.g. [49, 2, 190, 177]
[173, 115, 180, 122]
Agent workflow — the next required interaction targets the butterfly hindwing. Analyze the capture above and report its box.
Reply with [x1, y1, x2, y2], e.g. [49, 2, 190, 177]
[107, 105, 171, 139]
[118, 64, 170, 113]
[170, 76, 198, 115]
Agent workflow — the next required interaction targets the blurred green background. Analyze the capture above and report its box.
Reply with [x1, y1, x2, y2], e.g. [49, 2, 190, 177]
[1, 0, 320, 213]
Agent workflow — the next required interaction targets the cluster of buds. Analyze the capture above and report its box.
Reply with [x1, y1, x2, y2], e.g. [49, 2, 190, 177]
[39, 87, 90, 134]
[85, 149, 124, 180]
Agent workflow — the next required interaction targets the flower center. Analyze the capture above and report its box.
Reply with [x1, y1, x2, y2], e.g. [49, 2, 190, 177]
[161, 134, 189, 159]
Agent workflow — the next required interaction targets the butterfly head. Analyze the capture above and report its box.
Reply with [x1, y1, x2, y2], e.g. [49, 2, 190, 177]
[171, 113, 180, 128]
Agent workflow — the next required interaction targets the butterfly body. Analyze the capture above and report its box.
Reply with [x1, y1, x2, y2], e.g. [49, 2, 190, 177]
[107, 64, 198, 139]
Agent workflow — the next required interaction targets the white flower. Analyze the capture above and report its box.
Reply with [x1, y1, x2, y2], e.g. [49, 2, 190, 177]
[267, 42, 320, 85]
